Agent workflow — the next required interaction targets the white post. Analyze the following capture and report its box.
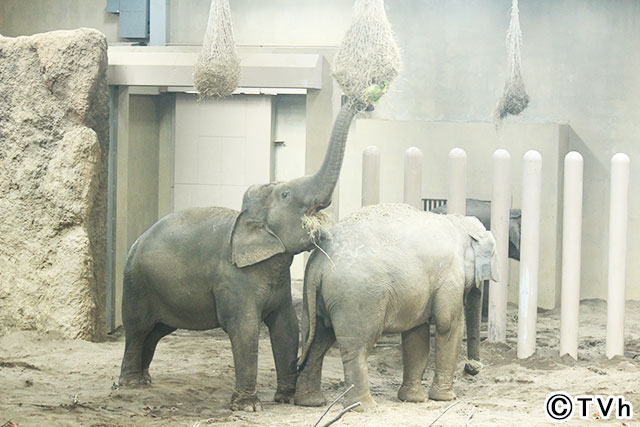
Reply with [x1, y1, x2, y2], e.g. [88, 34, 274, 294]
[488, 149, 511, 343]
[517, 150, 542, 359]
[606, 153, 630, 359]
[560, 152, 584, 360]
[404, 147, 423, 209]
[448, 148, 467, 215]
[362, 146, 380, 207]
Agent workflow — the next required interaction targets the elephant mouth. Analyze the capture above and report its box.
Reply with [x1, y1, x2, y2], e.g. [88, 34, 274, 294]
[302, 209, 334, 244]
[305, 201, 330, 216]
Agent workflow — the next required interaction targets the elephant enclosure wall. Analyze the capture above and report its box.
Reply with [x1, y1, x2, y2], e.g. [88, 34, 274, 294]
[0, 29, 109, 339]
[340, 120, 570, 309]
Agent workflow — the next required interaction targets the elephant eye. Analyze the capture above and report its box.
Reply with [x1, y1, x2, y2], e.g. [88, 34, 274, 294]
[281, 191, 290, 199]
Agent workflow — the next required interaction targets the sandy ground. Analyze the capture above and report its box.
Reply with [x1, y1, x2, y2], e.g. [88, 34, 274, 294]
[1, 295, 639, 427]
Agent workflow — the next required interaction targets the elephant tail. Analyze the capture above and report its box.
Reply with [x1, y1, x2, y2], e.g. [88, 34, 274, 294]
[297, 251, 322, 370]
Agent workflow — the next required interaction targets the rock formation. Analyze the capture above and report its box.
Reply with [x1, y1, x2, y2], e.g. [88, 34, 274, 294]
[0, 28, 108, 340]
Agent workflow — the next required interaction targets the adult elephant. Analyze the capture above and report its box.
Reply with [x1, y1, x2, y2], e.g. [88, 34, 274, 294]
[430, 199, 520, 261]
[294, 204, 498, 410]
[118, 102, 358, 412]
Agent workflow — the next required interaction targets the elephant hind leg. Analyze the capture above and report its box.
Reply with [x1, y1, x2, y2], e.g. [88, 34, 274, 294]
[398, 323, 430, 403]
[334, 325, 382, 411]
[429, 286, 464, 401]
[119, 325, 154, 386]
[141, 323, 176, 384]
[338, 342, 377, 411]
[294, 319, 336, 407]
[331, 299, 386, 411]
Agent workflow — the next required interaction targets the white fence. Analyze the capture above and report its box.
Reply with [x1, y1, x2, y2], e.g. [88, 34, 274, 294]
[360, 146, 630, 360]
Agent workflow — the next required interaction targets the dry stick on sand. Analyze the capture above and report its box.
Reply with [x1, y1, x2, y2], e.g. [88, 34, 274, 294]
[313, 384, 355, 427]
[427, 400, 461, 427]
[465, 405, 477, 427]
[320, 402, 362, 427]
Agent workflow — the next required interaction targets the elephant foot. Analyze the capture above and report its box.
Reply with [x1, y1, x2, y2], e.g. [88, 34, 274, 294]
[274, 386, 296, 404]
[230, 392, 263, 412]
[346, 393, 377, 412]
[118, 373, 151, 387]
[294, 389, 326, 407]
[397, 384, 428, 403]
[464, 360, 483, 376]
[428, 384, 456, 401]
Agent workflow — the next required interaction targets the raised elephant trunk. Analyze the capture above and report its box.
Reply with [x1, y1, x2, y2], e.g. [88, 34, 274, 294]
[299, 103, 357, 210]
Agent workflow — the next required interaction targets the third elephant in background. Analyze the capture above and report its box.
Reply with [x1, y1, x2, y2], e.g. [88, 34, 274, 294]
[430, 198, 520, 261]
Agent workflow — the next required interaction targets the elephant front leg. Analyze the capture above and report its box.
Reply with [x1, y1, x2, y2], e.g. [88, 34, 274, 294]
[265, 302, 299, 404]
[398, 323, 430, 403]
[227, 317, 262, 412]
[464, 283, 483, 375]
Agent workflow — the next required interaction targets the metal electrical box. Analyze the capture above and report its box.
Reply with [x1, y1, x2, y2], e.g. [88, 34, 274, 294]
[108, 0, 150, 39]
[106, 0, 120, 13]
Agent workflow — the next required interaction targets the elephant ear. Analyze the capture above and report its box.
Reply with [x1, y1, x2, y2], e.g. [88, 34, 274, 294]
[230, 185, 286, 268]
[463, 217, 499, 285]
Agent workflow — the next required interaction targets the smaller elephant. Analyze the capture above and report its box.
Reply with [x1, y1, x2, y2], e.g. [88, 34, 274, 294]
[430, 198, 520, 261]
[294, 204, 498, 411]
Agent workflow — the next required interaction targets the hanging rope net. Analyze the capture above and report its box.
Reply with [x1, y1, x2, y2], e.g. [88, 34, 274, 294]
[193, 0, 240, 98]
[332, 0, 402, 110]
[496, 0, 529, 120]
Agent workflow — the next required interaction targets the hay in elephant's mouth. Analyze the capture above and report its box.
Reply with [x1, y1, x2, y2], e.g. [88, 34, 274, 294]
[302, 210, 334, 243]
[302, 211, 336, 268]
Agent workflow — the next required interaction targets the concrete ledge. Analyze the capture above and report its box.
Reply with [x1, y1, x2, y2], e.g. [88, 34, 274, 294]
[107, 46, 323, 89]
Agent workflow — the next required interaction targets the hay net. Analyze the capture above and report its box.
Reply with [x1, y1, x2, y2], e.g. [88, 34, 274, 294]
[332, 0, 402, 110]
[193, 0, 240, 98]
[496, 0, 529, 120]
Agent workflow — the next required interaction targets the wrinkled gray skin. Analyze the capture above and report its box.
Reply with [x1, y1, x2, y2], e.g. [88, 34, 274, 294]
[431, 199, 521, 261]
[294, 204, 498, 411]
[118, 103, 357, 412]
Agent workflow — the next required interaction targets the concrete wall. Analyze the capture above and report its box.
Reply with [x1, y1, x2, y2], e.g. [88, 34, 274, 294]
[168, 0, 352, 46]
[226, 0, 638, 304]
[2, 0, 639, 302]
[340, 121, 570, 309]
[0, 0, 124, 42]
[112, 93, 164, 326]
[127, 95, 161, 250]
